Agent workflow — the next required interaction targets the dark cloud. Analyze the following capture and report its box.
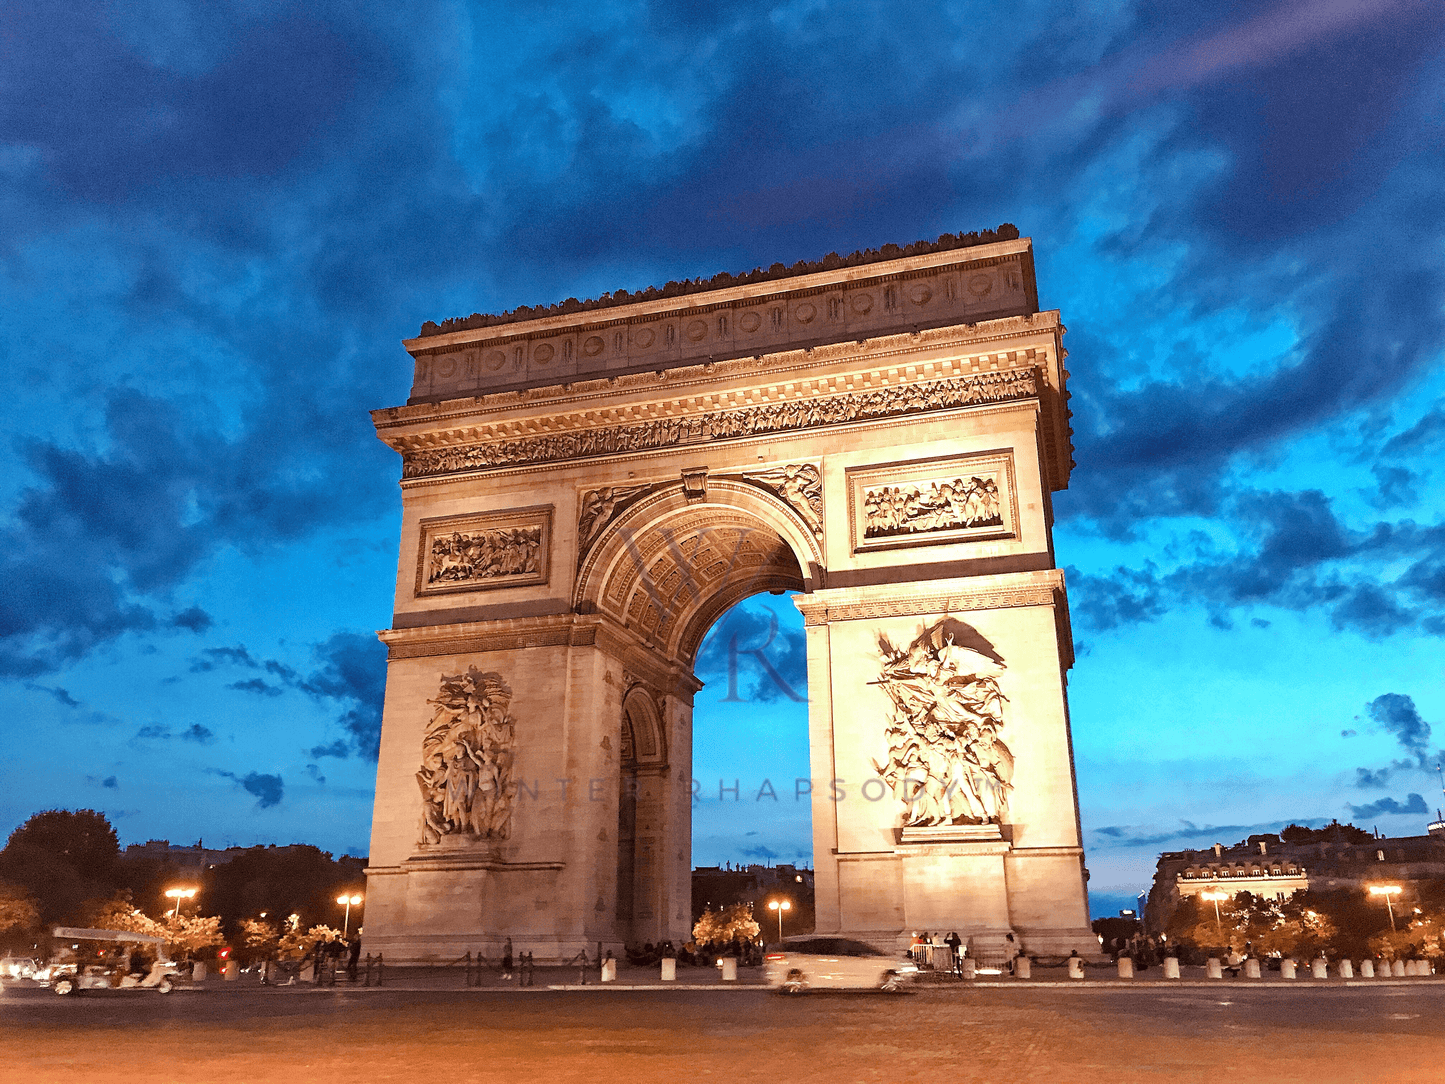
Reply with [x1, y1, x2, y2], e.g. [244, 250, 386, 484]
[297, 633, 387, 760]
[216, 768, 284, 808]
[1367, 693, 1432, 760]
[1346, 792, 1429, 819]
[228, 678, 284, 698]
[135, 725, 169, 740]
[171, 607, 214, 633]
[181, 724, 214, 744]
[102, 776, 118, 789]
[26, 683, 80, 708]
[192, 646, 260, 672]
[1087, 816, 1330, 850]
[240, 772, 284, 808]
[309, 740, 350, 760]
[1368, 465, 1418, 510]
[1382, 406, 1445, 457]
[696, 605, 807, 703]
[305, 764, 326, 785]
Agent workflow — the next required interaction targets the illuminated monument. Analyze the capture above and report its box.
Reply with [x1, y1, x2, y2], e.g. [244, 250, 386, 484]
[364, 228, 1095, 961]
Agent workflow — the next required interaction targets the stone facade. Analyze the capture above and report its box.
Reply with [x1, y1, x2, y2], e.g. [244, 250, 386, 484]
[365, 234, 1096, 962]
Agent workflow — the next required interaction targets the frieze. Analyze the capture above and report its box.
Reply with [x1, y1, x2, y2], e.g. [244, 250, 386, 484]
[401, 368, 1037, 478]
[577, 483, 655, 558]
[415, 505, 552, 596]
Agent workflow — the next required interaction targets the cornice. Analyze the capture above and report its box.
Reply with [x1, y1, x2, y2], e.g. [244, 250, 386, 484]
[373, 311, 1064, 435]
[793, 570, 1067, 625]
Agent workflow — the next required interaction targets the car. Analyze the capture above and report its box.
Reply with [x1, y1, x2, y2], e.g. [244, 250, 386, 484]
[0, 956, 41, 980]
[764, 936, 918, 994]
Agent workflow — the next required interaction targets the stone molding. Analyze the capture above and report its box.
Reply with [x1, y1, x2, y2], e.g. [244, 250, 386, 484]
[400, 368, 1037, 479]
[793, 570, 1066, 626]
[374, 311, 1062, 432]
[399, 856, 566, 873]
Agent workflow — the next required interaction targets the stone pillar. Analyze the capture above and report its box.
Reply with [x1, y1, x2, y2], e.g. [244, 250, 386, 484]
[1337, 959, 1353, 979]
[1068, 956, 1084, 979]
[1206, 957, 1223, 979]
[1280, 959, 1296, 980]
[1360, 959, 1375, 978]
[1163, 956, 1181, 979]
[1014, 956, 1031, 979]
[1245, 958, 1261, 979]
[660, 958, 676, 981]
[1117, 956, 1134, 979]
[720, 957, 738, 981]
[600, 958, 617, 982]
[1392, 959, 1406, 977]
[1310, 958, 1328, 979]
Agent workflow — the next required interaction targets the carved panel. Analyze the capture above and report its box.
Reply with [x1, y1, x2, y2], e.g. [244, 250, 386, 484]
[846, 452, 1016, 553]
[871, 618, 1011, 829]
[417, 668, 517, 846]
[415, 505, 552, 596]
[743, 463, 823, 539]
[577, 483, 654, 560]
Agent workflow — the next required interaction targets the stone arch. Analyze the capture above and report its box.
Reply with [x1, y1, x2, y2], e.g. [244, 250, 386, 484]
[617, 684, 669, 941]
[574, 478, 822, 666]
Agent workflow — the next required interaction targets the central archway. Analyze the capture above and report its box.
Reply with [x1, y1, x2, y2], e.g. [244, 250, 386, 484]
[575, 478, 820, 945]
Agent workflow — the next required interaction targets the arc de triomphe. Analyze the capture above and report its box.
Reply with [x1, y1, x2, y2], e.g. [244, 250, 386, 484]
[364, 230, 1096, 961]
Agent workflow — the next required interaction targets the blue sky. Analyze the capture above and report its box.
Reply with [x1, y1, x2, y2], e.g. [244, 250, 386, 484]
[2, 1, 1444, 917]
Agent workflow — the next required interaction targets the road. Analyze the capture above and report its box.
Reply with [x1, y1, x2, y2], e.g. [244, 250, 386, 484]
[4, 980, 1443, 1083]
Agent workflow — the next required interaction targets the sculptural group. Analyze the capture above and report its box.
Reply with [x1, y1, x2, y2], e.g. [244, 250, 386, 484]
[417, 668, 517, 844]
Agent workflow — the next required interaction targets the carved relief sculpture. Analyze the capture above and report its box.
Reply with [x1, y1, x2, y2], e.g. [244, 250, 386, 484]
[847, 453, 1015, 552]
[744, 463, 823, 539]
[863, 474, 1000, 539]
[577, 484, 653, 556]
[417, 667, 517, 845]
[402, 368, 1036, 478]
[415, 506, 552, 596]
[870, 619, 1013, 828]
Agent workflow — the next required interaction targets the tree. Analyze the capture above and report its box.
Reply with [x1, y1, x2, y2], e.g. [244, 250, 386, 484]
[82, 892, 164, 938]
[693, 903, 760, 945]
[0, 880, 40, 934]
[163, 913, 225, 959]
[0, 809, 124, 925]
[240, 918, 281, 963]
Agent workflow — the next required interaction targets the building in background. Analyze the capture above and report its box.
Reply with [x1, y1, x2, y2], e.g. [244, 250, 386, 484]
[1143, 819, 1445, 932]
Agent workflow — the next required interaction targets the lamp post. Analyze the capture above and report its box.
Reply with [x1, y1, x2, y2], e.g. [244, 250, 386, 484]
[1200, 890, 1228, 931]
[767, 899, 791, 942]
[1369, 885, 1402, 931]
[165, 887, 197, 920]
[337, 894, 363, 938]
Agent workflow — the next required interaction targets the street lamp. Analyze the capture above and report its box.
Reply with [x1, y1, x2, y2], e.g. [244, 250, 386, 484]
[767, 899, 791, 942]
[165, 887, 197, 920]
[337, 893, 363, 938]
[1200, 890, 1228, 930]
[1369, 885, 1402, 931]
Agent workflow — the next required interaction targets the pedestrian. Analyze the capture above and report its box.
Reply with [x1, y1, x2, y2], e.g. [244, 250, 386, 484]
[945, 931, 962, 974]
[521, 951, 534, 987]
[347, 935, 361, 982]
[502, 937, 514, 981]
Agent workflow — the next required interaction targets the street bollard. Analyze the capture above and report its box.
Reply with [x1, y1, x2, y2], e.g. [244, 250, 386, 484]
[1163, 957, 1181, 979]
[601, 959, 617, 982]
[1067, 956, 1084, 980]
[1392, 960, 1406, 977]
[1337, 960, 1353, 979]
[1014, 956, 1031, 979]
[1407, 960, 1421, 976]
[660, 958, 677, 981]
[1117, 956, 1134, 979]
[1245, 958, 1261, 979]
[1280, 959, 1297, 980]
[224, 959, 238, 981]
[962, 958, 976, 980]
[1206, 958, 1223, 979]
[1310, 958, 1328, 979]
[720, 957, 737, 981]
[1360, 959, 1375, 978]
[193, 961, 207, 983]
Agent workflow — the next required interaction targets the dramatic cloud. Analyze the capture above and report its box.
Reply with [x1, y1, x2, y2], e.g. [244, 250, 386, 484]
[181, 724, 214, 744]
[26, 684, 80, 708]
[1367, 693, 1432, 760]
[1346, 793, 1428, 819]
[216, 770, 284, 809]
[696, 604, 807, 703]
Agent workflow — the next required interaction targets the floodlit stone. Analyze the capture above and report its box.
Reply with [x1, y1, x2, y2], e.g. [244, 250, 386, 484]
[1162, 957, 1181, 979]
[1360, 959, 1375, 978]
[363, 237, 1093, 963]
[1245, 958, 1261, 979]
[1206, 958, 1223, 979]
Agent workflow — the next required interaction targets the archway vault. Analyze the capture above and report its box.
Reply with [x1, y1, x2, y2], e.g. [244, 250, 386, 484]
[574, 477, 821, 667]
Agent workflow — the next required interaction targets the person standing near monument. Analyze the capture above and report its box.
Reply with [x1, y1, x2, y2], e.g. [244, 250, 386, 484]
[945, 931, 963, 974]
[502, 937, 514, 981]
